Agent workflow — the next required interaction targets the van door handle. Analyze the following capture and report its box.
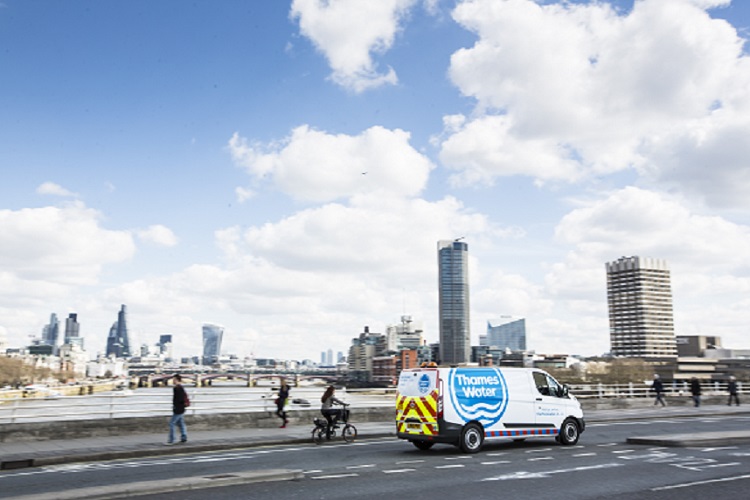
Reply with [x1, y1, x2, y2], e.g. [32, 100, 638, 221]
[536, 398, 542, 401]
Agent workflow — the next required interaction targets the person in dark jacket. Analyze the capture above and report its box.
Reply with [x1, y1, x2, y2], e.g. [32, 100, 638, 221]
[690, 377, 702, 407]
[276, 379, 290, 428]
[728, 376, 740, 406]
[166, 374, 188, 445]
[651, 374, 666, 407]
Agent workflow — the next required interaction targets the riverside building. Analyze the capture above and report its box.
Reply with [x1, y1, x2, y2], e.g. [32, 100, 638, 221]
[606, 256, 677, 358]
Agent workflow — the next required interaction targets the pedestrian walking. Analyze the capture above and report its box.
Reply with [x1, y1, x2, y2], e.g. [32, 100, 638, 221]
[276, 379, 290, 428]
[651, 374, 666, 406]
[690, 377, 702, 407]
[166, 374, 188, 445]
[728, 376, 741, 406]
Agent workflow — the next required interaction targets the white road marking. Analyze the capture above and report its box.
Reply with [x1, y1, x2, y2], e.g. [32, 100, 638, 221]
[346, 464, 375, 469]
[311, 473, 359, 480]
[396, 459, 425, 464]
[527, 457, 553, 462]
[525, 448, 553, 453]
[444, 456, 473, 460]
[486, 452, 507, 457]
[694, 447, 738, 452]
[483, 463, 624, 481]
[383, 468, 416, 474]
[435, 464, 465, 469]
[572, 453, 596, 457]
[304, 470, 323, 474]
[481, 460, 511, 465]
[652, 473, 750, 491]
[612, 450, 635, 454]
[597, 443, 617, 447]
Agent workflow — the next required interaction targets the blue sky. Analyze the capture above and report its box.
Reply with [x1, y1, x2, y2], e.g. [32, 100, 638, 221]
[2, 0, 750, 361]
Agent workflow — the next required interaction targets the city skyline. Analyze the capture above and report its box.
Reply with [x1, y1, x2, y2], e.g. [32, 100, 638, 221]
[2, 1, 750, 360]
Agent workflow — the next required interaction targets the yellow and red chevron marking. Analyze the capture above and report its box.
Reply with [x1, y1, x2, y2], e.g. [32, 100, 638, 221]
[396, 389, 439, 435]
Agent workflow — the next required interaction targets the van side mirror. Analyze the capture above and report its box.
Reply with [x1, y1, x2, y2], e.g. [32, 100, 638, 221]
[561, 385, 570, 398]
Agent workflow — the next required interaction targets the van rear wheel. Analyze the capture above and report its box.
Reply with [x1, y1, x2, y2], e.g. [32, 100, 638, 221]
[559, 418, 580, 446]
[412, 440, 434, 450]
[460, 423, 484, 453]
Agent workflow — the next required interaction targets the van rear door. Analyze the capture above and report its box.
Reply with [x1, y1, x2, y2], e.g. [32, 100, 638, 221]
[396, 369, 440, 437]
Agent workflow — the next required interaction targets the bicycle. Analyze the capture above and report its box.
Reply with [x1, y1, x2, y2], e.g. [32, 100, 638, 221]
[312, 404, 357, 444]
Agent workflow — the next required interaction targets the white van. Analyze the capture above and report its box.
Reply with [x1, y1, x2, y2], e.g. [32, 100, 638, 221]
[396, 366, 585, 453]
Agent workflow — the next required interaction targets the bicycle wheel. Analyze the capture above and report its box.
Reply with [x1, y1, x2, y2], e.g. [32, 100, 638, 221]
[342, 424, 357, 443]
[312, 427, 325, 445]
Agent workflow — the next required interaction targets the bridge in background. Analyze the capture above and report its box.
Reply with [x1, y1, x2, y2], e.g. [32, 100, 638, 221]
[126, 368, 341, 387]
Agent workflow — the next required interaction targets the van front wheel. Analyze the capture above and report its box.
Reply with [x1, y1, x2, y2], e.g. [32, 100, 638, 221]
[460, 423, 484, 453]
[559, 418, 580, 446]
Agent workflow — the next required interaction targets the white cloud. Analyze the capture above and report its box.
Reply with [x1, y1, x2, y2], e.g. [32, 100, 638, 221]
[235, 186, 255, 203]
[440, 0, 750, 206]
[0, 202, 135, 288]
[36, 182, 77, 197]
[228, 125, 434, 202]
[290, 0, 418, 92]
[136, 225, 179, 247]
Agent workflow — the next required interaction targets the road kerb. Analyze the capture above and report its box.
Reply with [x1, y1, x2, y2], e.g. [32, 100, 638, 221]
[7, 468, 304, 500]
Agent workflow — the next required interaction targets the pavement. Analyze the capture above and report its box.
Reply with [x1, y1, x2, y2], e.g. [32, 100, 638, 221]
[2, 404, 750, 471]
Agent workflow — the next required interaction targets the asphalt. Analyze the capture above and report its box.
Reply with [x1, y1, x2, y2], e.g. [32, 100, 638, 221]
[2, 404, 750, 471]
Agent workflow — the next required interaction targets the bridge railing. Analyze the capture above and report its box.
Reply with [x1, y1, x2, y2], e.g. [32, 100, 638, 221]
[0, 387, 395, 424]
[0, 382, 744, 425]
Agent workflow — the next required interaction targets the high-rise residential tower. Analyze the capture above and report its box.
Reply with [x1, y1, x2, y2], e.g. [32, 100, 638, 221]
[484, 317, 527, 352]
[106, 305, 132, 358]
[438, 239, 471, 365]
[606, 256, 677, 358]
[202, 323, 224, 365]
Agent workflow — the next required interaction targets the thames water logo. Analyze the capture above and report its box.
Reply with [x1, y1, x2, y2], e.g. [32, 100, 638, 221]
[448, 368, 508, 427]
[418, 374, 431, 395]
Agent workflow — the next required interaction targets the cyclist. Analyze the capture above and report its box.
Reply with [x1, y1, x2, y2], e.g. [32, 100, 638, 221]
[320, 385, 346, 439]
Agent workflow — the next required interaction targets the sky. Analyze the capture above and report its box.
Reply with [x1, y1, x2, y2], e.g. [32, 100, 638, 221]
[1, 0, 750, 362]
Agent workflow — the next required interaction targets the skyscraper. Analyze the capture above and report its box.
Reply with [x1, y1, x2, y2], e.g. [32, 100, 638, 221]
[606, 256, 677, 358]
[484, 317, 527, 352]
[106, 304, 132, 358]
[64, 313, 83, 348]
[159, 334, 173, 358]
[438, 239, 471, 365]
[202, 323, 224, 365]
[41, 313, 60, 353]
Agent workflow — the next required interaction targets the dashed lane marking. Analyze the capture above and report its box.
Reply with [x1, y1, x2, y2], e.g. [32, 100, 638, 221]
[396, 460, 425, 465]
[435, 464, 465, 469]
[483, 463, 624, 481]
[481, 460, 511, 465]
[572, 453, 596, 457]
[527, 457, 553, 462]
[311, 473, 359, 480]
[346, 464, 376, 469]
[383, 469, 416, 474]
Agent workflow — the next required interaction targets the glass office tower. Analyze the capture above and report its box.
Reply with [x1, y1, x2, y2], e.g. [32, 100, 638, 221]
[606, 256, 677, 358]
[106, 304, 132, 358]
[64, 312, 83, 348]
[485, 317, 527, 352]
[202, 323, 224, 365]
[438, 239, 471, 365]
